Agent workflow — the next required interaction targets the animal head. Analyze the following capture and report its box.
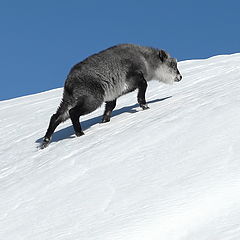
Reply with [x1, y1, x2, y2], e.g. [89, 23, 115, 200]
[154, 50, 182, 84]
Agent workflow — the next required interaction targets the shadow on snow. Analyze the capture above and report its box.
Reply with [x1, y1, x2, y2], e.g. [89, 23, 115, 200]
[36, 97, 172, 145]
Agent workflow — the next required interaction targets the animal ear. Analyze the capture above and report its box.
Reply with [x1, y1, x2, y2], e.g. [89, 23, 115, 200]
[159, 50, 169, 62]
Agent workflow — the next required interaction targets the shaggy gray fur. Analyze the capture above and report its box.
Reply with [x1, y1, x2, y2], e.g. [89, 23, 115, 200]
[41, 44, 182, 148]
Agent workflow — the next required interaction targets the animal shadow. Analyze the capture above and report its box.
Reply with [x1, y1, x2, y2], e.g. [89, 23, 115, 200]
[36, 96, 172, 144]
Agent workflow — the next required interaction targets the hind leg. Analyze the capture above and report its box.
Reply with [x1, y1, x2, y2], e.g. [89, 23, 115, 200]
[41, 113, 63, 148]
[41, 100, 70, 149]
[69, 105, 85, 137]
[102, 99, 117, 123]
[69, 97, 102, 137]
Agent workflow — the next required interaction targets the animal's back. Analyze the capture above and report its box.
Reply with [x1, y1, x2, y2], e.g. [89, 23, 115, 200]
[70, 44, 154, 75]
[65, 44, 154, 101]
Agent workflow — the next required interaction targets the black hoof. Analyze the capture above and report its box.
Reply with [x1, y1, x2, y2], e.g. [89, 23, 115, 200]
[76, 131, 84, 137]
[140, 104, 150, 110]
[101, 116, 110, 123]
[40, 137, 50, 149]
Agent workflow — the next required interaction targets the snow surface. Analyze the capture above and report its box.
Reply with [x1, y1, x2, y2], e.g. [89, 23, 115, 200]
[1, 53, 240, 240]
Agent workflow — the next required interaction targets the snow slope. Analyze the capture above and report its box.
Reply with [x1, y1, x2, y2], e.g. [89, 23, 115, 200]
[1, 53, 240, 240]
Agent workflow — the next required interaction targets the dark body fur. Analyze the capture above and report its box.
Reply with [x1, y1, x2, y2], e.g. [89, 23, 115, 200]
[41, 44, 182, 148]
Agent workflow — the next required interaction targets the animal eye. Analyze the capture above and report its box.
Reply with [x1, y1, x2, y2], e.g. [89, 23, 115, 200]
[171, 61, 177, 69]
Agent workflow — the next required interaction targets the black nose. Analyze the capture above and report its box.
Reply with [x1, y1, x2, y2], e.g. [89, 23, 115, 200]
[180, 75, 182, 80]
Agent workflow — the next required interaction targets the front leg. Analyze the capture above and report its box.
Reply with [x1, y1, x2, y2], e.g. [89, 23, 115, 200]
[102, 99, 117, 123]
[137, 78, 149, 110]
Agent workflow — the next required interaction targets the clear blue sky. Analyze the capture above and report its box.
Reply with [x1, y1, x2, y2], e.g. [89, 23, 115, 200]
[0, 0, 239, 100]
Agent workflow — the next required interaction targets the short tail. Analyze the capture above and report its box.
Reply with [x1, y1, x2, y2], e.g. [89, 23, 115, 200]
[56, 99, 71, 122]
[56, 87, 76, 122]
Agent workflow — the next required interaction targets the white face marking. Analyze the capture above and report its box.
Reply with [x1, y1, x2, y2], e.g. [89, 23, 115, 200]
[153, 64, 176, 84]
